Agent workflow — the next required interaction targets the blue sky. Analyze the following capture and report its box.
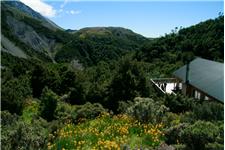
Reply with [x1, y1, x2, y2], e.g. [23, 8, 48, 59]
[21, 1, 224, 37]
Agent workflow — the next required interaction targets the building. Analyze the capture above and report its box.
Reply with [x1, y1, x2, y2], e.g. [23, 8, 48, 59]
[151, 58, 224, 103]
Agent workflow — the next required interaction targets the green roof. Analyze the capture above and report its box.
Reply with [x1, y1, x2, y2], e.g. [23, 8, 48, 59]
[173, 58, 224, 103]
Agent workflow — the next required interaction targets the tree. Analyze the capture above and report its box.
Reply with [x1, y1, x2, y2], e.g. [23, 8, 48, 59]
[59, 69, 76, 94]
[31, 64, 60, 97]
[68, 86, 86, 105]
[164, 94, 194, 113]
[39, 87, 58, 121]
[180, 121, 220, 150]
[31, 64, 47, 98]
[1, 77, 32, 115]
[126, 97, 168, 123]
[193, 101, 224, 121]
[108, 58, 150, 111]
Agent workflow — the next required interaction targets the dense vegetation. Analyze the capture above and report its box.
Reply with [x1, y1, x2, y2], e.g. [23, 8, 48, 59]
[55, 27, 147, 66]
[136, 15, 224, 64]
[1, 1, 224, 149]
[1, 4, 53, 62]
[2, 1, 148, 66]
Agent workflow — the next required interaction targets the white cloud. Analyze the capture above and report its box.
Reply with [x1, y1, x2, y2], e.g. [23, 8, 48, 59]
[60, 0, 81, 8]
[20, 0, 56, 17]
[70, 10, 75, 14]
[70, 10, 81, 15]
[66, 10, 81, 15]
[60, 0, 69, 9]
[59, 9, 63, 13]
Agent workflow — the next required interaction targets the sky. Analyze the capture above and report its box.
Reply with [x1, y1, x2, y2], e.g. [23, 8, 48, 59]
[20, 0, 224, 37]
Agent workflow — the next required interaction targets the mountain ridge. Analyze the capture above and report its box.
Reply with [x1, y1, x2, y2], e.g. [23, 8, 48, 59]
[1, 1, 223, 67]
[1, 1, 148, 66]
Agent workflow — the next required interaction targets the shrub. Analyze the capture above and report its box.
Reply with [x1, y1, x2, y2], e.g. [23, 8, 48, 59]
[162, 112, 181, 128]
[55, 101, 75, 122]
[21, 100, 39, 124]
[31, 64, 48, 98]
[164, 94, 195, 113]
[74, 102, 107, 121]
[68, 87, 86, 105]
[1, 76, 32, 114]
[164, 123, 188, 145]
[108, 58, 150, 111]
[180, 121, 220, 150]
[179, 111, 196, 123]
[1, 119, 48, 150]
[31, 64, 61, 98]
[117, 100, 133, 113]
[1, 111, 19, 126]
[193, 101, 224, 121]
[126, 97, 168, 123]
[217, 121, 224, 143]
[39, 87, 58, 121]
[205, 143, 224, 150]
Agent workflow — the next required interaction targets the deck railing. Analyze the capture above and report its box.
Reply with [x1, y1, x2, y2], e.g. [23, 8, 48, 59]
[150, 78, 178, 83]
[150, 78, 180, 95]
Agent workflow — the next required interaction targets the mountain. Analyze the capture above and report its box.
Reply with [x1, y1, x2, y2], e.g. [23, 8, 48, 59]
[2, 1, 59, 61]
[1, 2, 224, 150]
[55, 27, 148, 65]
[1, 1, 148, 66]
[1, 1, 223, 67]
[3, 1, 61, 30]
[136, 15, 224, 63]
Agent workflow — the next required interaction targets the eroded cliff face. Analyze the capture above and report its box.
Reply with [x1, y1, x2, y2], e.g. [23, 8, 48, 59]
[1, 1, 148, 66]
[3, 1, 61, 30]
[1, 1, 63, 62]
[6, 15, 55, 53]
[1, 34, 27, 58]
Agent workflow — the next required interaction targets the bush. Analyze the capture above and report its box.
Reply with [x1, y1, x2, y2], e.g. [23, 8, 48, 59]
[117, 100, 133, 113]
[31, 64, 48, 98]
[1, 111, 19, 126]
[1, 119, 48, 150]
[126, 97, 168, 123]
[164, 94, 195, 113]
[164, 123, 188, 145]
[68, 87, 86, 105]
[180, 121, 220, 150]
[1, 76, 32, 114]
[55, 101, 75, 122]
[39, 87, 58, 121]
[74, 102, 107, 121]
[193, 101, 224, 121]
[31, 64, 61, 98]
[213, 121, 224, 144]
[108, 58, 150, 111]
[205, 143, 224, 150]
[162, 112, 181, 128]
[21, 100, 39, 124]
[179, 112, 196, 123]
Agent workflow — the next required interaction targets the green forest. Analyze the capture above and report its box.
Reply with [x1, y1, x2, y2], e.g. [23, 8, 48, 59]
[1, 1, 224, 149]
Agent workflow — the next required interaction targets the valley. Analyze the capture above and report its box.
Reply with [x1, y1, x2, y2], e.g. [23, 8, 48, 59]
[1, 1, 224, 150]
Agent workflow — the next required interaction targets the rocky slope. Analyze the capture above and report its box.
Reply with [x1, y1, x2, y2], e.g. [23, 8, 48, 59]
[1, 1, 148, 66]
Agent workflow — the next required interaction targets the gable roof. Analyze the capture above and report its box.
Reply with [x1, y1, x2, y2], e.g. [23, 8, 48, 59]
[173, 58, 224, 103]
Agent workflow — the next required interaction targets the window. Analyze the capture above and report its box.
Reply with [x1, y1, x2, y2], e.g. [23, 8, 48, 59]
[194, 90, 201, 99]
[205, 96, 209, 100]
[179, 83, 182, 89]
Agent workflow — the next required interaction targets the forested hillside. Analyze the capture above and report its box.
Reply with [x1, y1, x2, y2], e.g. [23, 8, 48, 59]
[55, 27, 147, 65]
[1, 1, 224, 150]
[136, 15, 224, 63]
[1, 1, 147, 66]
